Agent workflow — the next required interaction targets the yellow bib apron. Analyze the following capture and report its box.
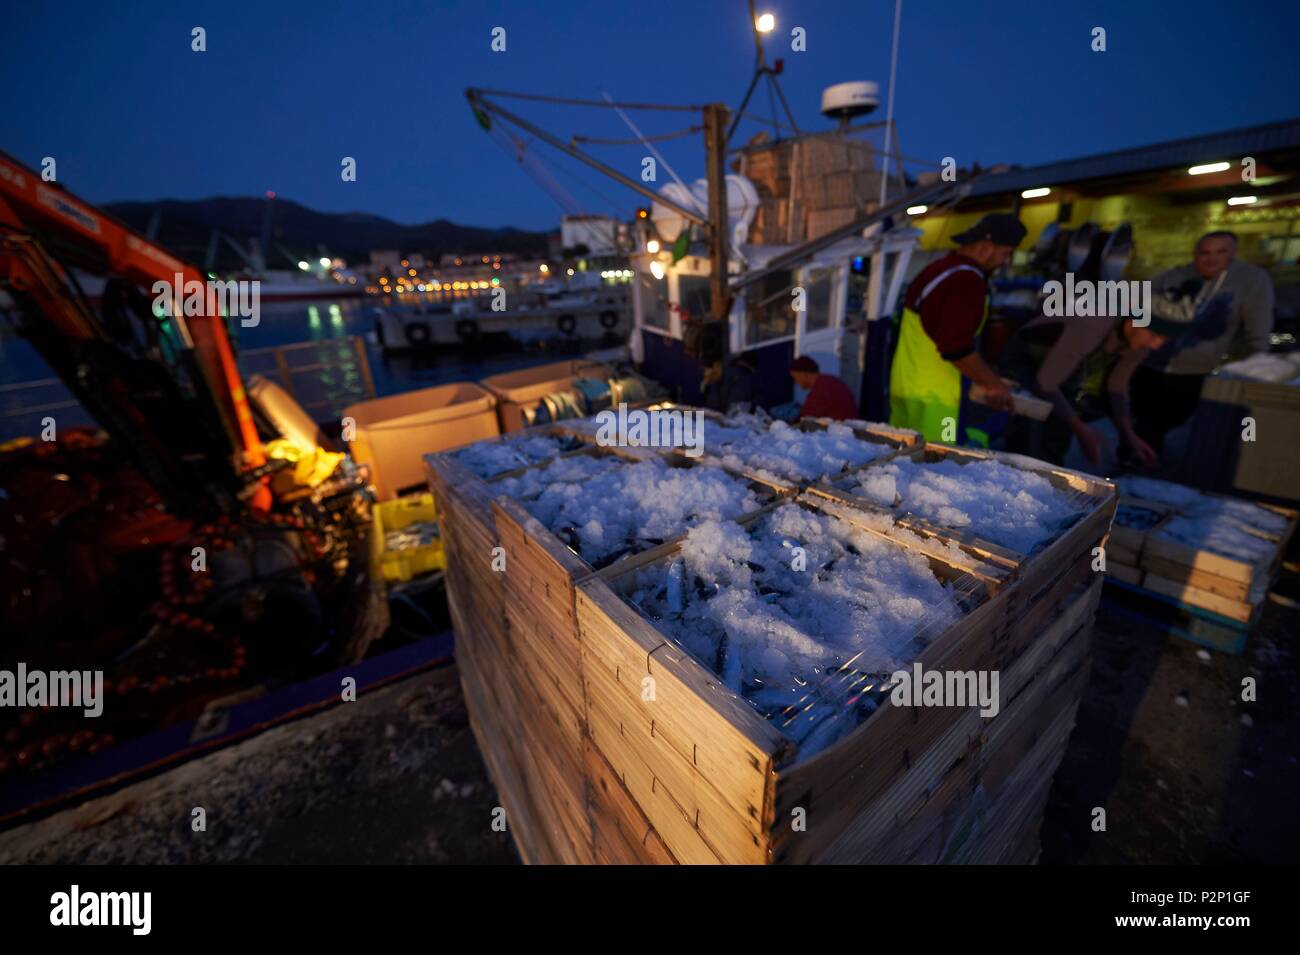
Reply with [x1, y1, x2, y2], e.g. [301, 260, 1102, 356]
[889, 264, 988, 445]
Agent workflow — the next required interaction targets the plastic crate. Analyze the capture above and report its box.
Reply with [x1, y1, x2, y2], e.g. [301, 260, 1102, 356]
[372, 493, 446, 582]
[345, 382, 499, 500]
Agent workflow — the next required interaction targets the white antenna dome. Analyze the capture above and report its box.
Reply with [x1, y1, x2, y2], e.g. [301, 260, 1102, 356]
[820, 82, 880, 123]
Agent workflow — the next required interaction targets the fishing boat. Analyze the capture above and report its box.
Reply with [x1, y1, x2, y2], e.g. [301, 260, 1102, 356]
[372, 278, 630, 351]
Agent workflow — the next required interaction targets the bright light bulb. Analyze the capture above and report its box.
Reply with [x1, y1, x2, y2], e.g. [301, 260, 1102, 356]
[319, 257, 331, 267]
[297, 261, 310, 271]
[906, 205, 928, 215]
[1188, 162, 1230, 176]
[1227, 195, 1257, 206]
[650, 261, 665, 280]
[756, 12, 775, 33]
[646, 239, 660, 254]
[1021, 187, 1051, 199]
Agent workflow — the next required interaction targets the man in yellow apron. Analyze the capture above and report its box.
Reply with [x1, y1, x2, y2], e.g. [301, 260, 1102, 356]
[890, 213, 1026, 445]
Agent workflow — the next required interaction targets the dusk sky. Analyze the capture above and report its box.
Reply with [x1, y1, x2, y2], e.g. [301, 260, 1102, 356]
[5, 0, 1298, 231]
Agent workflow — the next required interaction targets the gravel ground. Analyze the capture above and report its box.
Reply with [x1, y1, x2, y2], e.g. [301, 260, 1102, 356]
[2, 574, 1296, 865]
[1041, 571, 1300, 864]
[0, 663, 518, 865]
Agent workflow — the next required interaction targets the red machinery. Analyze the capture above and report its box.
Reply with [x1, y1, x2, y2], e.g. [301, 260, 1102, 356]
[0, 153, 389, 793]
[0, 149, 269, 514]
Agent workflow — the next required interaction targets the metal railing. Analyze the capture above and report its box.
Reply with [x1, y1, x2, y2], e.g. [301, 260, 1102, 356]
[239, 336, 377, 418]
[0, 336, 376, 442]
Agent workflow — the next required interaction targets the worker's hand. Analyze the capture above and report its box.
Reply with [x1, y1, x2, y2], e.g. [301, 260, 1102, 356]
[1128, 434, 1160, 468]
[980, 379, 1015, 411]
[1076, 425, 1104, 467]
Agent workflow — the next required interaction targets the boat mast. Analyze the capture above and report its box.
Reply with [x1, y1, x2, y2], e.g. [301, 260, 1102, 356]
[703, 102, 731, 324]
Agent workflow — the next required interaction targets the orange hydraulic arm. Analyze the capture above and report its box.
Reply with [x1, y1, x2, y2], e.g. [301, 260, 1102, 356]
[0, 151, 268, 496]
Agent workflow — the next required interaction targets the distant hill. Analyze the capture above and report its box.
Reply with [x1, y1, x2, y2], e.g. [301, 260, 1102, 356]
[103, 196, 551, 272]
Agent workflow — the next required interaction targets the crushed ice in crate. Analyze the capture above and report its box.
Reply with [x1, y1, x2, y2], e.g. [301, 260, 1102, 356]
[1159, 512, 1276, 565]
[714, 420, 894, 482]
[566, 407, 764, 453]
[495, 453, 763, 567]
[451, 433, 581, 479]
[1115, 502, 1164, 531]
[629, 504, 964, 758]
[839, 457, 1085, 554]
[1120, 476, 1287, 561]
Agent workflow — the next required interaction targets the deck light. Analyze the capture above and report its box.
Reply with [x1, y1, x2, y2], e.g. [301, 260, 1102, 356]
[1021, 187, 1051, 199]
[1227, 195, 1257, 206]
[906, 205, 928, 215]
[1189, 162, 1230, 176]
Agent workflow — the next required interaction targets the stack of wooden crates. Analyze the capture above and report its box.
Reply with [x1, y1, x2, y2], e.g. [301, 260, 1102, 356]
[428, 414, 1117, 864]
[737, 134, 891, 245]
[1105, 484, 1297, 653]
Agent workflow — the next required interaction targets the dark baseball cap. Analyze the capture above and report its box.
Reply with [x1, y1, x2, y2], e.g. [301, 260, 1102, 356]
[952, 213, 1028, 248]
[789, 356, 819, 373]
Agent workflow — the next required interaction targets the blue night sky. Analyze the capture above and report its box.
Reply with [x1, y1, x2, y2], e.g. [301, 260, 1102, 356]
[5, 0, 1298, 231]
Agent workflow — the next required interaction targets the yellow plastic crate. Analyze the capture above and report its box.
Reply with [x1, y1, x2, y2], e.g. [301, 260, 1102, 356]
[372, 493, 446, 583]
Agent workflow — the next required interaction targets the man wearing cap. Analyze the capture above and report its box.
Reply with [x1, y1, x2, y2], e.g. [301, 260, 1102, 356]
[889, 212, 1024, 444]
[789, 355, 858, 420]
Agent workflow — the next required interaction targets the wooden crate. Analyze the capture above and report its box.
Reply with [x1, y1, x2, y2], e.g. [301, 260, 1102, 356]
[693, 413, 915, 489]
[491, 445, 792, 762]
[805, 579, 1099, 864]
[426, 425, 601, 863]
[807, 442, 1116, 579]
[575, 487, 1112, 864]
[432, 435, 792, 863]
[1102, 486, 1297, 637]
[435, 424, 1116, 864]
[554, 404, 771, 477]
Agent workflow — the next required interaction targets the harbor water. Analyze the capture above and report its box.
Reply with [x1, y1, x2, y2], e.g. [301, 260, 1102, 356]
[0, 296, 608, 441]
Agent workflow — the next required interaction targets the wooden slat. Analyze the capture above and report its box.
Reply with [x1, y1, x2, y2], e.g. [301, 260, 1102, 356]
[1142, 533, 1258, 587]
[1142, 573, 1254, 623]
[577, 576, 790, 825]
[584, 666, 769, 863]
[585, 739, 677, 864]
[1106, 561, 1143, 586]
[805, 489, 1015, 586]
[1139, 554, 1252, 602]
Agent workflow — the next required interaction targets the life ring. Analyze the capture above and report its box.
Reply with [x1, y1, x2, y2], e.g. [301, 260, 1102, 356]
[405, 322, 431, 347]
[455, 319, 480, 342]
[599, 310, 618, 329]
[557, 314, 577, 335]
